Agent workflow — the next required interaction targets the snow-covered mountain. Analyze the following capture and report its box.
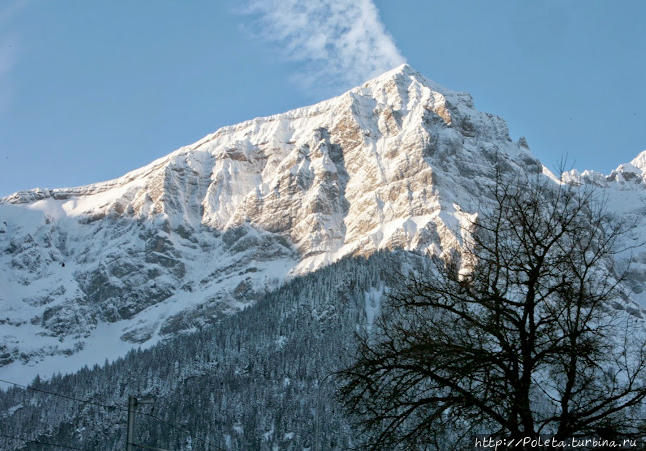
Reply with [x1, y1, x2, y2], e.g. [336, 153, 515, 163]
[1, 64, 644, 382]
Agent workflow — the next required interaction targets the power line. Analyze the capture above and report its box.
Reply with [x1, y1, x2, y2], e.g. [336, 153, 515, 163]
[0, 431, 84, 450]
[0, 378, 121, 412]
[0, 378, 215, 450]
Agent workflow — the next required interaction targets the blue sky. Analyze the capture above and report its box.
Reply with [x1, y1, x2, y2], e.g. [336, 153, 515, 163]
[0, 0, 644, 196]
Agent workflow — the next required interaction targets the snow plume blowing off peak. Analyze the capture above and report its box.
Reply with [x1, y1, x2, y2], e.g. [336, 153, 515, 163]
[245, 0, 406, 90]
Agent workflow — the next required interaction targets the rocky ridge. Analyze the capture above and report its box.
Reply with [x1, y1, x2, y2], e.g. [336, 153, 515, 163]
[1, 64, 644, 381]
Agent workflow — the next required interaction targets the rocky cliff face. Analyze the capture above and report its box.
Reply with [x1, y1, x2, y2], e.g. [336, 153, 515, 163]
[0, 64, 643, 381]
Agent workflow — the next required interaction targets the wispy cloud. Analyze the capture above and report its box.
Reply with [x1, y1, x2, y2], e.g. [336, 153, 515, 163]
[244, 0, 406, 91]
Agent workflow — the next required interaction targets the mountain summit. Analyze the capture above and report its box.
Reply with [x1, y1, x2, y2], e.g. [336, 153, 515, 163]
[1, 65, 643, 381]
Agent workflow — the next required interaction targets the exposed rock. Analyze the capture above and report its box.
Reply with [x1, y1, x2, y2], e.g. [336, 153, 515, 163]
[1, 64, 644, 379]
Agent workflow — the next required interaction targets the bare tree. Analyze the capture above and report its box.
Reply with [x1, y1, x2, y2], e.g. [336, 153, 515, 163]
[337, 174, 646, 450]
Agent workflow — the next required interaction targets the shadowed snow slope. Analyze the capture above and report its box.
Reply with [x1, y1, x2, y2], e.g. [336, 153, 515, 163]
[1, 64, 643, 381]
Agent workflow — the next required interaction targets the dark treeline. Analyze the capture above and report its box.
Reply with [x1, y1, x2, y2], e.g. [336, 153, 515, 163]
[0, 250, 415, 450]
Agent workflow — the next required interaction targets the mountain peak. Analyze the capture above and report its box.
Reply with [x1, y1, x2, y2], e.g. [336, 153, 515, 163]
[0, 66, 541, 380]
[373, 63, 416, 79]
[359, 63, 448, 95]
[631, 149, 646, 172]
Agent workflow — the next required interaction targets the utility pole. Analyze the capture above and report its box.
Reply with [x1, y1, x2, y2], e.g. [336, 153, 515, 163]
[125, 395, 171, 451]
[126, 395, 138, 451]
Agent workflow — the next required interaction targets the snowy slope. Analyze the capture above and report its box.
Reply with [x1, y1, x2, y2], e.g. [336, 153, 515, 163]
[0, 64, 642, 382]
[563, 152, 646, 312]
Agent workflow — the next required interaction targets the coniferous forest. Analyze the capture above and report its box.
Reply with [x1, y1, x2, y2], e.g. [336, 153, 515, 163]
[0, 251, 415, 450]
